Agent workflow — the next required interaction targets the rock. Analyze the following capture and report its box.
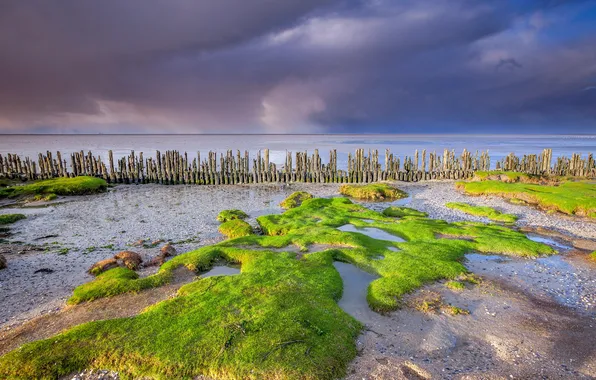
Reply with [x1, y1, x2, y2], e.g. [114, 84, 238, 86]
[0, 254, 6, 270]
[572, 239, 596, 251]
[114, 251, 143, 270]
[88, 258, 119, 276]
[145, 255, 166, 267]
[132, 239, 145, 247]
[160, 243, 176, 257]
[152, 239, 164, 246]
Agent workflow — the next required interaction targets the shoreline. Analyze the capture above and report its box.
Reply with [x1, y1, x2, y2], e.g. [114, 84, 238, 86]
[0, 181, 595, 378]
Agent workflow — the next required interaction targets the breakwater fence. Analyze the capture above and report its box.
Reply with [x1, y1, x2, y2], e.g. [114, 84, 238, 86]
[0, 148, 594, 184]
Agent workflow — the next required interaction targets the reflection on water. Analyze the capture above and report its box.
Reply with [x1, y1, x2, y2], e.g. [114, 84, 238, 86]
[200, 266, 241, 278]
[526, 234, 572, 250]
[338, 224, 406, 242]
[333, 262, 379, 324]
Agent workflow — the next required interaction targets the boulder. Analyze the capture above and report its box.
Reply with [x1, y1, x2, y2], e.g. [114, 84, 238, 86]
[114, 251, 143, 270]
[0, 254, 6, 270]
[145, 255, 166, 267]
[160, 243, 176, 257]
[88, 258, 119, 276]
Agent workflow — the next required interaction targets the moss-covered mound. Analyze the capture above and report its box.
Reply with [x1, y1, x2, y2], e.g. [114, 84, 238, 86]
[0, 214, 26, 225]
[456, 180, 596, 218]
[445, 202, 518, 224]
[0, 176, 107, 199]
[280, 191, 313, 209]
[339, 183, 407, 201]
[217, 209, 248, 222]
[218, 219, 254, 239]
[383, 206, 427, 218]
[0, 196, 555, 379]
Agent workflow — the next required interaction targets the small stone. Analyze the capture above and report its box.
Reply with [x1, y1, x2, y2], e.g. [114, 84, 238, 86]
[88, 258, 119, 276]
[113, 251, 143, 270]
[0, 254, 6, 270]
[160, 243, 176, 257]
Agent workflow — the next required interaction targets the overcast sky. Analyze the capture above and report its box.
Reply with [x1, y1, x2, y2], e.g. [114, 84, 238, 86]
[0, 0, 595, 134]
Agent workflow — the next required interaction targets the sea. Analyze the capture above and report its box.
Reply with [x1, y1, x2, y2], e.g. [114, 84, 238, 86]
[0, 134, 594, 170]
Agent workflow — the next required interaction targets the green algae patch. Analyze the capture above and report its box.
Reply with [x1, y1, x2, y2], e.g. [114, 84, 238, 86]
[456, 180, 596, 218]
[0, 176, 107, 199]
[217, 209, 248, 222]
[280, 191, 313, 209]
[339, 183, 407, 201]
[445, 202, 518, 223]
[383, 206, 428, 218]
[590, 251, 596, 262]
[0, 196, 555, 379]
[218, 219, 254, 239]
[445, 281, 465, 291]
[0, 214, 26, 225]
[69, 267, 170, 305]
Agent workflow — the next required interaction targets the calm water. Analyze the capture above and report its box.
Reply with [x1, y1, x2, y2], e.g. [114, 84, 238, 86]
[0, 134, 594, 170]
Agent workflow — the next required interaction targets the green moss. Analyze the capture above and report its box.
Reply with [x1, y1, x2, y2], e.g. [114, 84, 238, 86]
[32, 193, 57, 202]
[383, 206, 428, 218]
[0, 214, 26, 225]
[456, 180, 596, 218]
[280, 191, 313, 209]
[590, 251, 596, 262]
[339, 183, 407, 201]
[0, 176, 107, 199]
[0, 196, 555, 379]
[445, 305, 469, 315]
[69, 268, 171, 305]
[473, 171, 530, 182]
[445, 202, 518, 223]
[217, 209, 248, 222]
[218, 219, 254, 239]
[445, 281, 465, 290]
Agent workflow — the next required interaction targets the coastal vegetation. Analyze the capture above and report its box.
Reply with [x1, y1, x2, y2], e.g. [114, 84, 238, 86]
[0, 176, 107, 199]
[0, 194, 555, 379]
[456, 180, 596, 218]
[339, 183, 407, 200]
[445, 202, 518, 223]
[0, 214, 26, 225]
[280, 191, 312, 209]
[217, 209, 248, 222]
[218, 219, 254, 239]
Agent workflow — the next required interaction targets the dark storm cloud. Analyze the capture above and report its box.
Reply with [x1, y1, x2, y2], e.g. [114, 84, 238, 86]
[0, 0, 594, 133]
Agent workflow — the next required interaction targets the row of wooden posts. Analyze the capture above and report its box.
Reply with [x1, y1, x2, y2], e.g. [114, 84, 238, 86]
[0, 148, 594, 184]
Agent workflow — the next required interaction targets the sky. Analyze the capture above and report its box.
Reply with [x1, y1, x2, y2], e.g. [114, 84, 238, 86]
[0, 0, 595, 134]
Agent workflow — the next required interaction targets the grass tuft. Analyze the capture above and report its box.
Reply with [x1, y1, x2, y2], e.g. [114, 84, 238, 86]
[0, 214, 26, 225]
[217, 209, 248, 222]
[445, 281, 465, 290]
[456, 180, 596, 218]
[339, 183, 407, 201]
[218, 219, 254, 239]
[0, 176, 107, 199]
[446, 202, 518, 223]
[280, 191, 313, 209]
[383, 206, 427, 218]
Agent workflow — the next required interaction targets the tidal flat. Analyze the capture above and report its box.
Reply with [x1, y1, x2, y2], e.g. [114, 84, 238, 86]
[0, 181, 595, 379]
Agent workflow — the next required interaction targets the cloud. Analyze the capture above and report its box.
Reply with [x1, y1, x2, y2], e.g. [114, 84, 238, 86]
[0, 0, 594, 133]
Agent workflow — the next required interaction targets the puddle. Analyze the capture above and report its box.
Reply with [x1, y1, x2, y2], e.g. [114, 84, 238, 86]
[200, 266, 240, 278]
[333, 262, 379, 324]
[390, 195, 412, 206]
[526, 234, 572, 250]
[465, 253, 596, 316]
[338, 224, 406, 243]
[387, 247, 399, 252]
